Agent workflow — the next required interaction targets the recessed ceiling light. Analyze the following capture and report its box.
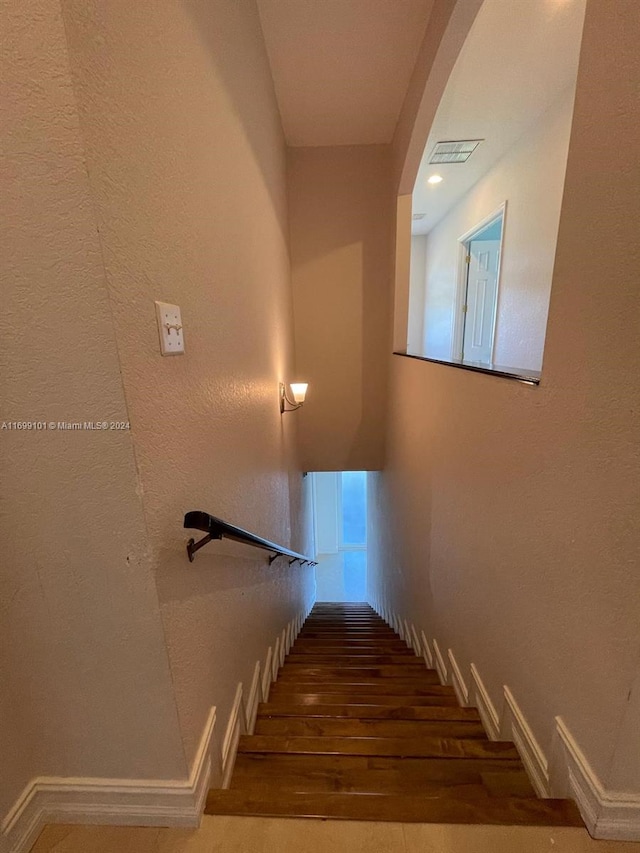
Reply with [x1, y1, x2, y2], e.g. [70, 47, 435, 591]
[427, 174, 443, 185]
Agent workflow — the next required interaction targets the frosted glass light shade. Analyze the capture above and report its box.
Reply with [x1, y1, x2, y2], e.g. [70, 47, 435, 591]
[290, 383, 308, 403]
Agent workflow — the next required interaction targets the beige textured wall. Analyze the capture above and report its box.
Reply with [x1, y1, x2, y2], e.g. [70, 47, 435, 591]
[60, 0, 315, 770]
[2, 0, 315, 823]
[287, 145, 393, 472]
[0, 0, 186, 820]
[369, 0, 640, 794]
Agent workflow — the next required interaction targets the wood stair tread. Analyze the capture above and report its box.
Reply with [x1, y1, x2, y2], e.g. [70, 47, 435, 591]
[299, 627, 397, 632]
[205, 790, 582, 826]
[298, 630, 398, 636]
[254, 716, 489, 739]
[231, 753, 534, 793]
[295, 634, 410, 651]
[276, 674, 443, 686]
[258, 701, 482, 721]
[277, 666, 439, 679]
[270, 681, 455, 695]
[304, 621, 383, 624]
[286, 654, 421, 664]
[264, 693, 460, 706]
[290, 646, 416, 655]
[238, 734, 521, 759]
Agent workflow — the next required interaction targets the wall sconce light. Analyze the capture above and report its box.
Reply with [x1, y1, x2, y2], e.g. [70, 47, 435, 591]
[280, 381, 308, 413]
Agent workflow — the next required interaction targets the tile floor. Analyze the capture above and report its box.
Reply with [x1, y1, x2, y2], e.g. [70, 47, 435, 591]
[31, 817, 640, 853]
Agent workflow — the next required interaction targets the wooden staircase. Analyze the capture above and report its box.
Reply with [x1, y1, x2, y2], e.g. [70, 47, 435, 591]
[206, 603, 583, 825]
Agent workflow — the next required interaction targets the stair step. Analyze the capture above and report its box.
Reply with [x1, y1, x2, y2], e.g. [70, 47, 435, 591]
[307, 608, 372, 624]
[208, 607, 583, 832]
[254, 716, 488, 739]
[296, 631, 404, 639]
[231, 753, 532, 794]
[293, 638, 410, 648]
[205, 789, 582, 825]
[305, 614, 384, 619]
[285, 653, 420, 665]
[306, 614, 384, 619]
[270, 681, 454, 696]
[277, 673, 435, 685]
[258, 702, 481, 721]
[238, 734, 521, 760]
[300, 624, 398, 638]
[265, 693, 461, 707]
[277, 666, 438, 680]
[305, 616, 390, 630]
[303, 626, 389, 632]
[290, 645, 415, 655]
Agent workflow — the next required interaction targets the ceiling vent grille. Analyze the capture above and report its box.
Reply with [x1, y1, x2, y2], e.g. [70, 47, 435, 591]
[428, 139, 483, 164]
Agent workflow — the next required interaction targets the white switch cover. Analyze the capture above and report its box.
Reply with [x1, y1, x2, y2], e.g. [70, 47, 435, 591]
[155, 301, 185, 356]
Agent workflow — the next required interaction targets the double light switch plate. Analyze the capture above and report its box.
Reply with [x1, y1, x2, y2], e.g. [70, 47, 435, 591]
[155, 301, 184, 356]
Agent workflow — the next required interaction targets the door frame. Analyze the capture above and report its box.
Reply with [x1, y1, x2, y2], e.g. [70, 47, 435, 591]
[451, 200, 507, 363]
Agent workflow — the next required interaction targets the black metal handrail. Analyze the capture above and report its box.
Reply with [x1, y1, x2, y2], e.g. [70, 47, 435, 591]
[184, 510, 317, 566]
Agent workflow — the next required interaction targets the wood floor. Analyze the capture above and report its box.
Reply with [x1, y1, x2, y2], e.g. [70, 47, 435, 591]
[206, 603, 583, 825]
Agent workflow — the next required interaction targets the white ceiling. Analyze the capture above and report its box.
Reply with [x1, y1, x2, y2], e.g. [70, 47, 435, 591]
[256, 0, 435, 147]
[412, 0, 586, 235]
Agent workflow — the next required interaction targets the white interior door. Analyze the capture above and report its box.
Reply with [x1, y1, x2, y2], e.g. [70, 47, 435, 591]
[462, 239, 500, 364]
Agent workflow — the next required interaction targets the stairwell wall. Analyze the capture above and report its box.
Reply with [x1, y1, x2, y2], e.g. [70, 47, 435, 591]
[0, 0, 187, 832]
[369, 0, 640, 822]
[2, 0, 316, 838]
[60, 0, 316, 773]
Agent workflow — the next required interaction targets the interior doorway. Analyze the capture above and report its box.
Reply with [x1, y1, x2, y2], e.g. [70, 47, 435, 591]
[311, 471, 367, 602]
[453, 204, 505, 365]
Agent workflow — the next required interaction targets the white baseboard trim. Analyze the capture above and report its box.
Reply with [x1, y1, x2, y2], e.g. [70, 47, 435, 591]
[420, 630, 434, 669]
[502, 686, 549, 798]
[261, 646, 273, 703]
[1, 706, 216, 853]
[271, 636, 281, 681]
[432, 638, 449, 685]
[553, 717, 640, 840]
[410, 625, 421, 658]
[244, 661, 262, 735]
[470, 664, 501, 741]
[221, 684, 244, 789]
[279, 628, 287, 667]
[447, 648, 471, 707]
